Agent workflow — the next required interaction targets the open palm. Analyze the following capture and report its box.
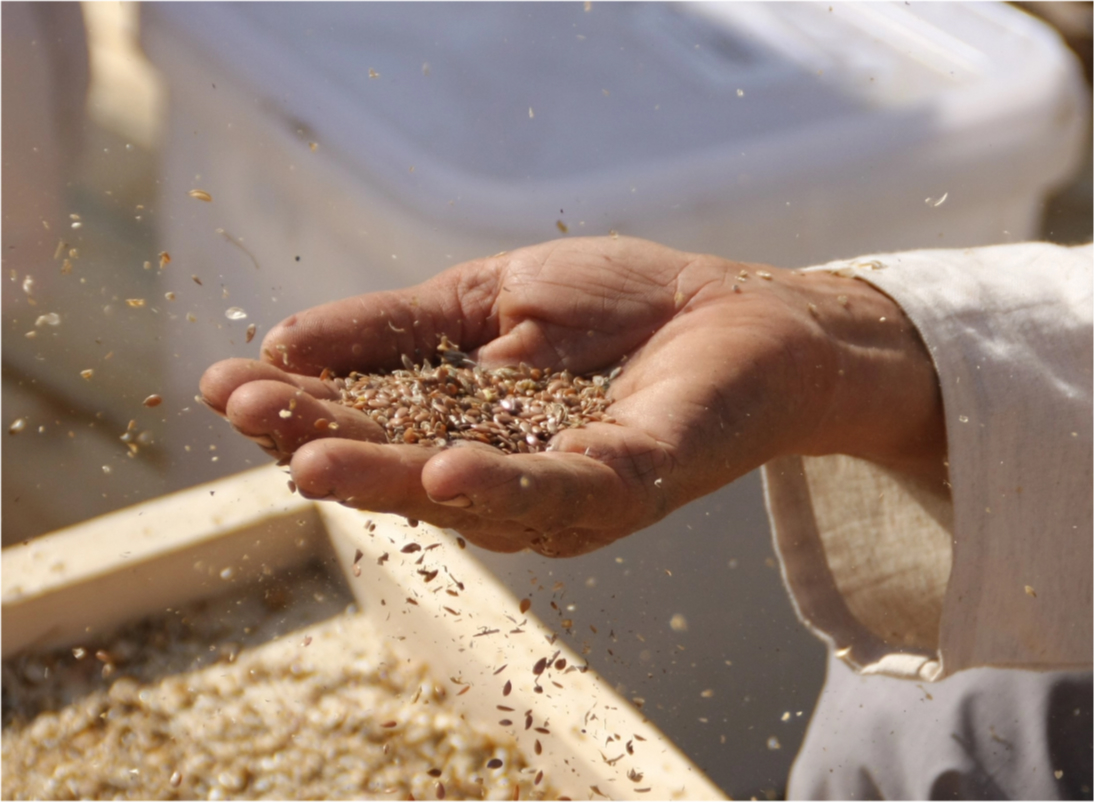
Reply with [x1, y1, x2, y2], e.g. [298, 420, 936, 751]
[201, 236, 943, 555]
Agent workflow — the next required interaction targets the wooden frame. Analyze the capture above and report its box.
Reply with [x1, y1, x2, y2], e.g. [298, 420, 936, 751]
[3, 464, 725, 800]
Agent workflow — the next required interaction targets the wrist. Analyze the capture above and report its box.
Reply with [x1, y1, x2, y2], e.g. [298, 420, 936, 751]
[789, 270, 948, 488]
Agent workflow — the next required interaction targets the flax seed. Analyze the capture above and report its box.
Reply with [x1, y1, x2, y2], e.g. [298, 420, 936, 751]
[331, 339, 615, 455]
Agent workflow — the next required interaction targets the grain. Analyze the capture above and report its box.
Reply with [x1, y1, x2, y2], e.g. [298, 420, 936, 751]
[2, 566, 556, 800]
[333, 338, 616, 454]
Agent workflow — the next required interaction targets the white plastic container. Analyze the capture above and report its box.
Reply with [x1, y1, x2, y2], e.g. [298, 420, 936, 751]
[139, 0, 1088, 483]
[137, 4, 1088, 796]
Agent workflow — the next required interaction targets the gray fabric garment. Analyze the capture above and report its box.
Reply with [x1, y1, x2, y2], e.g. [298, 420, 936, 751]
[788, 652, 1093, 800]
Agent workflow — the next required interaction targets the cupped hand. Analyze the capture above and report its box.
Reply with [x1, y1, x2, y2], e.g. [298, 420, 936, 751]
[200, 236, 945, 556]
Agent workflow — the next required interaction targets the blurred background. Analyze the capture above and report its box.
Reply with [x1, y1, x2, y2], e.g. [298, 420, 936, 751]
[3, 3, 1091, 798]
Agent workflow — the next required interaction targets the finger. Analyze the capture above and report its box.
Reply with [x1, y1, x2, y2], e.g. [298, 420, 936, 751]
[200, 358, 342, 415]
[289, 439, 539, 553]
[225, 380, 385, 455]
[261, 257, 504, 376]
[419, 435, 659, 538]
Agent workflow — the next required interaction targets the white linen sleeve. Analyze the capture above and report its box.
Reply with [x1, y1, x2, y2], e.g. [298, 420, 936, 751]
[762, 242, 1093, 681]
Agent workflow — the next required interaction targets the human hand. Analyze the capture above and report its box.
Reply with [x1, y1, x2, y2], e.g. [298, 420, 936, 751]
[200, 236, 946, 556]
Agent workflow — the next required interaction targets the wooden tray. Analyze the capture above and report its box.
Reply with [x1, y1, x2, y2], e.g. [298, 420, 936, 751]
[2, 464, 725, 800]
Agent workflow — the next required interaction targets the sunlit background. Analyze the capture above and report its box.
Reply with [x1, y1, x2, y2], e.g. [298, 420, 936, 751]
[3, 3, 1091, 798]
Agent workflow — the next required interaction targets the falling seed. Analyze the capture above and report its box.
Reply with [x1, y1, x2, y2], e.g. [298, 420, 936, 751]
[35, 312, 61, 327]
[301, 636, 312, 647]
[1055, 770, 1064, 780]
[958, 415, 969, 423]
[532, 657, 547, 676]
[143, 394, 163, 408]
[80, 369, 94, 380]
[246, 323, 257, 343]
[220, 567, 234, 580]
[188, 189, 213, 202]
[381, 720, 398, 728]
[170, 771, 182, 788]
[534, 740, 542, 755]
[556, 220, 568, 234]
[701, 688, 714, 698]
[436, 782, 446, 799]
[456, 537, 466, 549]
[164, 291, 176, 301]
[767, 736, 781, 750]
[1025, 585, 1037, 598]
[669, 613, 688, 632]
[369, 68, 380, 78]
[225, 307, 248, 320]
[529, 107, 534, 119]
[159, 252, 171, 269]
[503, 680, 512, 696]
[487, 759, 503, 769]
[9, 418, 27, 435]
[520, 598, 532, 614]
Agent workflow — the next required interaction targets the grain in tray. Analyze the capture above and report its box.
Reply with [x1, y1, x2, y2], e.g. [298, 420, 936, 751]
[2, 565, 556, 801]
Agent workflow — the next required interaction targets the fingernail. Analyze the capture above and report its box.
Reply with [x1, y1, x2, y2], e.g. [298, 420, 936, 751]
[430, 494, 472, 508]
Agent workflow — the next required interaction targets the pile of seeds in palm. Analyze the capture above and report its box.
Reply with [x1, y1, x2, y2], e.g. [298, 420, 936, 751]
[332, 338, 617, 454]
